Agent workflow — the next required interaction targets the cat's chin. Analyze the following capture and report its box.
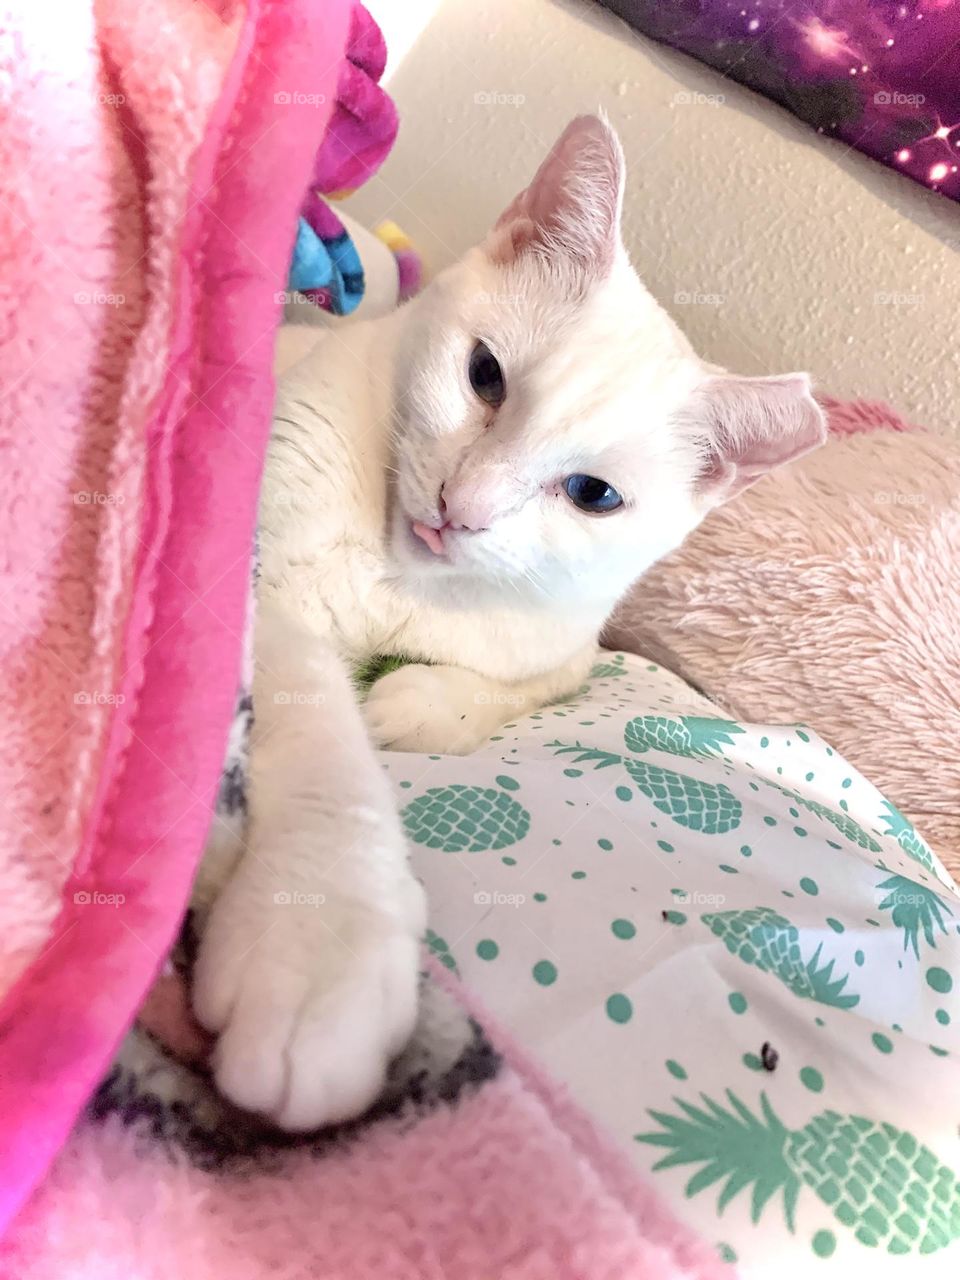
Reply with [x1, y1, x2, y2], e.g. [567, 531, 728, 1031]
[388, 506, 527, 598]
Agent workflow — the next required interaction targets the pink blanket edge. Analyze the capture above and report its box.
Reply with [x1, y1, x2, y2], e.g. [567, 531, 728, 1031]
[0, 0, 351, 1233]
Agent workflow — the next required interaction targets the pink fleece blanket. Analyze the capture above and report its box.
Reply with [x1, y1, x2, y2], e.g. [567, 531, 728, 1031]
[0, 2, 718, 1274]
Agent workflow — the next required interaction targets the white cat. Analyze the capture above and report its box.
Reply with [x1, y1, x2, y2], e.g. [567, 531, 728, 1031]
[192, 115, 826, 1131]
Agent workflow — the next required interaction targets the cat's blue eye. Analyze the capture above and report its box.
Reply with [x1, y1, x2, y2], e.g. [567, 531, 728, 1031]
[468, 339, 506, 406]
[563, 474, 623, 513]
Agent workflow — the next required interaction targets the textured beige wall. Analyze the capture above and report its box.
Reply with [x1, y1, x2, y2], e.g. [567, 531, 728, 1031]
[351, 0, 960, 436]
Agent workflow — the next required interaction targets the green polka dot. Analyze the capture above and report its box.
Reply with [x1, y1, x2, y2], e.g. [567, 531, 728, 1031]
[794, 826, 808, 838]
[841, 777, 852, 789]
[826, 918, 844, 934]
[805, 771, 815, 782]
[656, 840, 674, 853]
[611, 918, 636, 940]
[501, 855, 516, 866]
[665, 1059, 687, 1080]
[742, 1052, 763, 1071]
[615, 786, 632, 802]
[563, 768, 583, 778]
[839, 799, 849, 812]
[598, 838, 613, 850]
[476, 939, 499, 961]
[782, 890, 795, 898]
[800, 1066, 824, 1093]
[606, 993, 633, 1023]
[533, 892, 547, 903]
[571, 870, 586, 880]
[663, 910, 687, 925]
[789, 807, 800, 819]
[815, 1017, 825, 1027]
[812, 1229, 836, 1259]
[930, 1044, 949, 1057]
[936, 1008, 950, 1026]
[739, 845, 752, 858]
[759, 736, 769, 748]
[926, 967, 953, 994]
[728, 992, 748, 1015]
[717, 1242, 737, 1265]
[796, 729, 810, 742]
[800, 877, 819, 896]
[718, 864, 738, 874]
[872, 1032, 893, 1054]
[763, 816, 777, 827]
[399, 780, 412, 789]
[533, 960, 557, 986]
[495, 775, 519, 791]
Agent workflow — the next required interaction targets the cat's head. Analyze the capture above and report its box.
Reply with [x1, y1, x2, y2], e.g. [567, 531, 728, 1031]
[388, 114, 825, 606]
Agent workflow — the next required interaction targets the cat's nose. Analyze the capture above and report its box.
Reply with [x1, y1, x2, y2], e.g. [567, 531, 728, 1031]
[439, 482, 491, 533]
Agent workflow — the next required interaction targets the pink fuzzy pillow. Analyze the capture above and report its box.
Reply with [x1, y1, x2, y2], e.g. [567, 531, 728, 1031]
[605, 404, 960, 878]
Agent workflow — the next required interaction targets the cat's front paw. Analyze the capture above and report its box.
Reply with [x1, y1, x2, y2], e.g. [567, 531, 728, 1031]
[193, 866, 426, 1131]
[363, 663, 499, 755]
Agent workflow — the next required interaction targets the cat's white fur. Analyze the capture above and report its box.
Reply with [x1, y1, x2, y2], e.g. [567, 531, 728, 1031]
[192, 116, 826, 1130]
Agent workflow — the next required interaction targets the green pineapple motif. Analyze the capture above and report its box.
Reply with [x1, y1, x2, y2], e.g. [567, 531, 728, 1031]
[551, 742, 742, 834]
[624, 715, 745, 760]
[637, 1089, 960, 1255]
[589, 652, 627, 679]
[425, 928, 459, 974]
[619, 711, 747, 757]
[877, 874, 953, 958]
[402, 783, 530, 852]
[880, 800, 936, 873]
[765, 781, 881, 852]
[702, 907, 859, 1009]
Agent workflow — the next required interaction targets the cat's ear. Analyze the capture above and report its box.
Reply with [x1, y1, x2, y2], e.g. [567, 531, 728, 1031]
[689, 373, 827, 507]
[485, 114, 625, 276]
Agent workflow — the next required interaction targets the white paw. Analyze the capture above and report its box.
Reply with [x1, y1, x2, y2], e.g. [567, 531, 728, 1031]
[363, 663, 491, 755]
[193, 867, 426, 1131]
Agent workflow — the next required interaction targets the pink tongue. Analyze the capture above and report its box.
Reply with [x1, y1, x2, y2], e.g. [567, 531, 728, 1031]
[411, 521, 445, 555]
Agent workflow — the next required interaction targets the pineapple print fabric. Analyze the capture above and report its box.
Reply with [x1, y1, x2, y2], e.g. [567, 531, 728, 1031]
[381, 653, 960, 1277]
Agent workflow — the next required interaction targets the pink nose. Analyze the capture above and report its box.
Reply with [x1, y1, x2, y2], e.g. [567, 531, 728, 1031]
[439, 483, 493, 532]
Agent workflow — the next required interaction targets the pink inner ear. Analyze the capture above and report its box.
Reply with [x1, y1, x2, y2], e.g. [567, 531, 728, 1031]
[695, 373, 827, 504]
[487, 114, 624, 274]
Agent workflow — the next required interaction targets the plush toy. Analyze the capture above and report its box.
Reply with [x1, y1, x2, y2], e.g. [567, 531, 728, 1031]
[284, 4, 422, 317]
